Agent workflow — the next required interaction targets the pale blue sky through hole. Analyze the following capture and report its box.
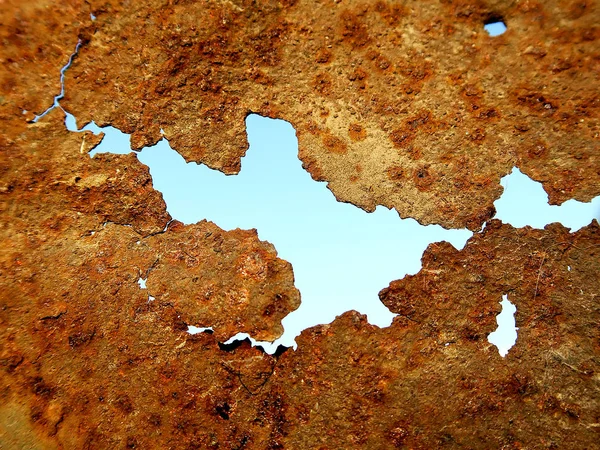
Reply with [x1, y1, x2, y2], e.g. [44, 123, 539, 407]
[494, 168, 600, 231]
[484, 21, 507, 36]
[30, 30, 599, 355]
[487, 295, 518, 357]
[64, 110, 599, 353]
[75, 113, 472, 348]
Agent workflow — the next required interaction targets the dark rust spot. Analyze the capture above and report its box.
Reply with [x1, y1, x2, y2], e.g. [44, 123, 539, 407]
[313, 72, 332, 96]
[315, 48, 332, 64]
[413, 165, 437, 191]
[386, 165, 405, 183]
[322, 133, 348, 155]
[514, 89, 559, 116]
[348, 123, 367, 141]
[32, 377, 55, 398]
[216, 402, 231, 420]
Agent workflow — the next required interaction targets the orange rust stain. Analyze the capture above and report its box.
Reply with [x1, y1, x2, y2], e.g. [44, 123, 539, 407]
[389, 127, 414, 149]
[302, 120, 321, 136]
[389, 110, 437, 149]
[348, 123, 367, 141]
[315, 48, 332, 64]
[349, 164, 363, 183]
[413, 165, 437, 191]
[322, 133, 348, 155]
[406, 145, 423, 160]
[398, 58, 434, 94]
[374, 1, 407, 27]
[339, 10, 371, 48]
[366, 50, 392, 73]
[313, 72, 333, 96]
[469, 128, 487, 144]
[347, 67, 368, 90]
[386, 165, 405, 183]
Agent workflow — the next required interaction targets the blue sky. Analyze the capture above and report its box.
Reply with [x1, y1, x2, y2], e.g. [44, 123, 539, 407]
[80, 114, 471, 345]
[64, 111, 599, 354]
[29, 18, 598, 355]
[484, 20, 507, 37]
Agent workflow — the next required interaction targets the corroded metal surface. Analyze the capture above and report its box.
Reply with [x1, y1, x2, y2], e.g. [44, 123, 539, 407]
[2, 0, 600, 449]
[0, 108, 300, 340]
[0, 110, 300, 448]
[62, 0, 600, 229]
[2, 180, 599, 448]
[0, 0, 90, 123]
[277, 221, 600, 448]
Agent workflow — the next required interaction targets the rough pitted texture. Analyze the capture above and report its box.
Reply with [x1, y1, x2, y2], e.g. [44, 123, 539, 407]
[63, 0, 600, 230]
[144, 220, 300, 341]
[0, 0, 91, 122]
[0, 107, 299, 353]
[2, 1, 600, 449]
[3, 174, 600, 448]
[276, 220, 600, 448]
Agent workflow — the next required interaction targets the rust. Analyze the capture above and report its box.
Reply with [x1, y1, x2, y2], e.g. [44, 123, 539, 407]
[348, 122, 367, 141]
[321, 133, 348, 155]
[1, 0, 600, 448]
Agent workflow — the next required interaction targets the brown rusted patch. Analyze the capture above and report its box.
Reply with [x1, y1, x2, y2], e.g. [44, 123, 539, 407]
[413, 164, 438, 191]
[406, 145, 423, 160]
[348, 122, 367, 141]
[390, 110, 437, 149]
[374, 0, 407, 27]
[398, 58, 435, 94]
[2, 120, 600, 449]
[322, 133, 348, 155]
[527, 140, 549, 159]
[513, 88, 560, 117]
[2, 2, 600, 447]
[313, 72, 333, 96]
[367, 50, 393, 73]
[38, 0, 598, 229]
[469, 128, 487, 143]
[315, 48, 332, 64]
[271, 220, 600, 447]
[246, 68, 273, 86]
[347, 66, 368, 90]
[386, 165, 405, 183]
[338, 9, 371, 48]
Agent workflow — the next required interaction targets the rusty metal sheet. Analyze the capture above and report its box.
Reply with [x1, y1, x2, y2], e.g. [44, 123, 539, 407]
[61, 0, 600, 229]
[1, 1, 599, 449]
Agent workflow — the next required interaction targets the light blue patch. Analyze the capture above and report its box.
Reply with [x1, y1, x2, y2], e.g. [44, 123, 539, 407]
[484, 21, 507, 36]
[494, 167, 600, 232]
[130, 115, 472, 348]
[488, 295, 518, 357]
